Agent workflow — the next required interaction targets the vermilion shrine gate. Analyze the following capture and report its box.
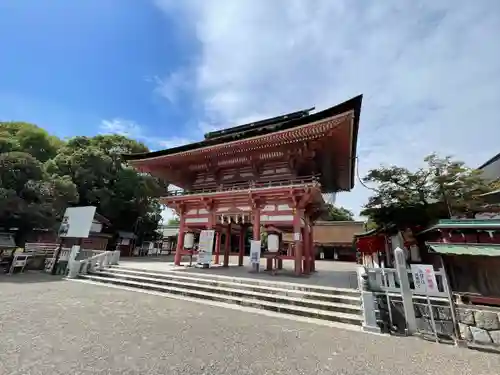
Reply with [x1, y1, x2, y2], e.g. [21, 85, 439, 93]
[124, 95, 362, 276]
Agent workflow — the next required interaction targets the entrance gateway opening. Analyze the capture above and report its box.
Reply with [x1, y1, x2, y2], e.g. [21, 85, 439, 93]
[123, 95, 363, 276]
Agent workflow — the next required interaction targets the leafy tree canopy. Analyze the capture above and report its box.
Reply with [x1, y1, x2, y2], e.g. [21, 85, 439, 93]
[360, 153, 496, 229]
[323, 204, 355, 221]
[0, 122, 63, 162]
[167, 217, 180, 225]
[0, 122, 164, 244]
[45, 134, 165, 242]
[0, 151, 79, 243]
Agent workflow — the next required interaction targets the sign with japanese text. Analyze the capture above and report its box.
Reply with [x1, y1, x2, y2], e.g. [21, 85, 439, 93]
[410, 264, 438, 295]
[197, 230, 215, 265]
[250, 240, 261, 265]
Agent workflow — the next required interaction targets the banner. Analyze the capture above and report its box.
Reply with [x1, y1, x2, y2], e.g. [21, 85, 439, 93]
[250, 240, 262, 265]
[197, 230, 215, 265]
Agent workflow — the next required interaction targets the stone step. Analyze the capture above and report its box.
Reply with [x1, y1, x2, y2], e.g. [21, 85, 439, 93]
[108, 265, 360, 297]
[100, 267, 360, 305]
[81, 274, 363, 326]
[93, 270, 361, 314]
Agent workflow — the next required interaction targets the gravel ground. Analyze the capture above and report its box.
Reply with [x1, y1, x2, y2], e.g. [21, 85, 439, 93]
[1, 273, 499, 375]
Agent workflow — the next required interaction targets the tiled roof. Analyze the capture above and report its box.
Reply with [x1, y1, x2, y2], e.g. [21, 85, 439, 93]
[427, 242, 500, 256]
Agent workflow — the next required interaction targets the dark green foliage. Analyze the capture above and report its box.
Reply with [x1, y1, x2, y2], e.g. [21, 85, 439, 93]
[0, 122, 163, 244]
[361, 153, 496, 229]
[323, 204, 354, 221]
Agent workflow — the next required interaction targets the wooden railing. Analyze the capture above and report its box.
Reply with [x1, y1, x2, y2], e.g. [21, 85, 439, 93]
[165, 176, 321, 197]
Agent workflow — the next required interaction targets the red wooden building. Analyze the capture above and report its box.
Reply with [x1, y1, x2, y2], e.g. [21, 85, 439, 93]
[123, 95, 362, 275]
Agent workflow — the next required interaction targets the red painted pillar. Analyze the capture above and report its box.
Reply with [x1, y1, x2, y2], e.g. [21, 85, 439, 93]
[214, 231, 221, 264]
[223, 222, 231, 267]
[310, 223, 316, 272]
[238, 226, 245, 266]
[302, 223, 310, 275]
[175, 213, 186, 266]
[253, 209, 260, 240]
[252, 209, 261, 272]
[293, 209, 303, 276]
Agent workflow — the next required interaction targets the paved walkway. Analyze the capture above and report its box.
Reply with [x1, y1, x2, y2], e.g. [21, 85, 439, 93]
[119, 256, 359, 289]
[1, 273, 499, 375]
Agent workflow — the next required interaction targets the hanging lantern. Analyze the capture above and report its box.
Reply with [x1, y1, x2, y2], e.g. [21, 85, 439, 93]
[184, 232, 195, 249]
[267, 233, 279, 252]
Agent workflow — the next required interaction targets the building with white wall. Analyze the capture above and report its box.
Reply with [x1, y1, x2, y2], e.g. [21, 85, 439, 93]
[479, 152, 500, 181]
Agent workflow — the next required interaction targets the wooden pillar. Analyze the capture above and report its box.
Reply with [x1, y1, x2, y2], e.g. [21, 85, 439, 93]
[174, 212, 186, 266]
[265, 227, 273, 271]
[293, 209, 303, 276]
[310, 223, 316, 272]
[214, 231, 221, 264]
[253, 209, 260, 240]
[251, 208, 261, 272]
[238, 226, 245, 266]
[223, 222, 231, 267]
[302, 223, 310, 275]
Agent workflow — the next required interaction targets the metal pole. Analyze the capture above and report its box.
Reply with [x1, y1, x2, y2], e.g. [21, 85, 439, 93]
[427, 295, 439, 342]
[50, 238, 64, 275]
[440, 255, 462, 344]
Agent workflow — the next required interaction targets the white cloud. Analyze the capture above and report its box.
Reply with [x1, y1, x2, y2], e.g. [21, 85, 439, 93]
[100, 118, 193, 149]
[149, 71, 192, 104]
[154, 0, 500, 217]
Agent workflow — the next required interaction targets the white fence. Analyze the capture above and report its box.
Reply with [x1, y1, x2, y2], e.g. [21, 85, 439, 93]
[67, 250, 120, 278]
[365, 267, 449, 299]
[359, 248, 459, 344]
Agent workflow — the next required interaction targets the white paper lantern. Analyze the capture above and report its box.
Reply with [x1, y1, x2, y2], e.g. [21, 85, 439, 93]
[267, 234, 279, 252]
[184, 232, 195, 249]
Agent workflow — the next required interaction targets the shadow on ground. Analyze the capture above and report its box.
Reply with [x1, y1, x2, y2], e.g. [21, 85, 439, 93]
[0, 271, 65, 284]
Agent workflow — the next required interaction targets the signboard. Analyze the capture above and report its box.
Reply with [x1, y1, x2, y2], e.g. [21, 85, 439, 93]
[58, 206, 96, 238]
[293, 232, 301, 241]
[250, 240, 262, 265]
[197, 230, 215, 265]
[411, 264, 438, 294]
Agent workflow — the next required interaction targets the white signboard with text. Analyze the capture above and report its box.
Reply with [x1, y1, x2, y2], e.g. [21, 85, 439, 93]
[58, 206, 96, 238]
[410, 264, 438, 295]
[250, 240, 262, 265]
[197, 230, 215, 265]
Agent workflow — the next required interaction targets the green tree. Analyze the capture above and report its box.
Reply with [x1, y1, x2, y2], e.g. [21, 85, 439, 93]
[46, 135, 165, 241]
[0, 152, 78, 244]
[167, 217, 180, 225]
[360, 154, 496, 228]
[426, 153, 493, 216]
[324, 204, 354, 221]
[0, 122, 63, 162]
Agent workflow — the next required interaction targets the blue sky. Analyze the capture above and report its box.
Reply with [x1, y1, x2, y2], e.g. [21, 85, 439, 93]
[1, 0, 500, 221]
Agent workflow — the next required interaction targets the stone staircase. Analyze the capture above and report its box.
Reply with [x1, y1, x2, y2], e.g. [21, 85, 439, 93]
[79, 265, 363, 326]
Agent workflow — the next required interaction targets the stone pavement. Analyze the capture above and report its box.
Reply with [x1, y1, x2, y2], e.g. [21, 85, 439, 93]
[1, 273, 499, 375]
[120, 256, 360, 289]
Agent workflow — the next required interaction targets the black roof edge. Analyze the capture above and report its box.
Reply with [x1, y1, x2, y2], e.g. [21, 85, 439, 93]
[204, 108, 314, 140]
[348, 95, 363, 189]
[94, 212, 112, 227]
[478, 152, 500, 170]
[122, 94, 363, 164]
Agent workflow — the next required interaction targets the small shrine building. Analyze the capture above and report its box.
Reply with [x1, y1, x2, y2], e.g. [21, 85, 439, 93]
[123, 95, 362, 275]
